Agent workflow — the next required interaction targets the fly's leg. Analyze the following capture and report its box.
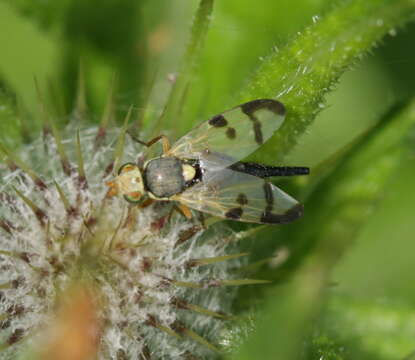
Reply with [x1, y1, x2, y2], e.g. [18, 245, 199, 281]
[150, 203, 193, 231]
[146, 135, 171, 154]
[136, 153, 146, 169]
[128, 132, 171, 154]
[139, 198, 155, 209]
[175, 203, 193, 220]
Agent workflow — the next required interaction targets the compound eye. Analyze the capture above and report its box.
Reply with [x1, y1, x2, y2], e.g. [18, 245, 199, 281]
[118, 162, 138, 175]
[123, 191, 142, 203]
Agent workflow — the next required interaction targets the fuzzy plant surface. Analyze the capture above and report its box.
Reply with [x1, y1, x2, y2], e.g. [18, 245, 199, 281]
[0, 0, 415, 359]
[0, 118, 262, 359]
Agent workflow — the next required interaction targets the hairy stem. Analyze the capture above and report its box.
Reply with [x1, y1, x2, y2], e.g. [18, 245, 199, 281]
[240, 0, 415, 163]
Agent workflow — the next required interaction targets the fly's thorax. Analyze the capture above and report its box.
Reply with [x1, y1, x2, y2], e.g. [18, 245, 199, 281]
[143, 157, 199, 199]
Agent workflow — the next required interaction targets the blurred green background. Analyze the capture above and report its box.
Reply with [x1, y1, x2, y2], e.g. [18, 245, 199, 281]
[1, 0, 415, 358]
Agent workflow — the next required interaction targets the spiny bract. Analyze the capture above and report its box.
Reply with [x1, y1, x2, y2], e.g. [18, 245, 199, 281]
[0, 122, 253, 359]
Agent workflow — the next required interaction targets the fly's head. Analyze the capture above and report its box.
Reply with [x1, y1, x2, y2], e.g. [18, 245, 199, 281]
[106, 162, 145, 203]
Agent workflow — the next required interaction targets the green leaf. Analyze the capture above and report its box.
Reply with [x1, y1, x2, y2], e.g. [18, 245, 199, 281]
[229, 98, 415, 360]
[3, 0, 70, 30]
[317, 295, 415, 359]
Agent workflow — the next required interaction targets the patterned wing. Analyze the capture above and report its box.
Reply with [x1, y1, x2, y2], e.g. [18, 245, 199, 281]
[167, 99, 285, 167]
[172, 165, 303, 224]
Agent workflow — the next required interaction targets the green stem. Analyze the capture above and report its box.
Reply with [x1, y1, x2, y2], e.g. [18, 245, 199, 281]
[240, 0, 415, 164]
[0, 2, 59, 119]
[155, 0, 214, 136]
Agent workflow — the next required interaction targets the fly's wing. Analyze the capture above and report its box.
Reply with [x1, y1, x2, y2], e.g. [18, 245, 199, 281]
[167, 99, 285, 168]
[172, 166, 302, 224]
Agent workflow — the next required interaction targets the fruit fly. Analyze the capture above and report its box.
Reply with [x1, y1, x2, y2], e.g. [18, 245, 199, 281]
[106, 99, 309, 224]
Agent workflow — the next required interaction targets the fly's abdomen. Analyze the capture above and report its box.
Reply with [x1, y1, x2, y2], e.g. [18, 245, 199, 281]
[144, 157, 185, 198]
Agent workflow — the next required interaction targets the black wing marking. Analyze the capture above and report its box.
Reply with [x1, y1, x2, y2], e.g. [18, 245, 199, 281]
[167, 99, 285, 168]
[173, 165, 303, 224]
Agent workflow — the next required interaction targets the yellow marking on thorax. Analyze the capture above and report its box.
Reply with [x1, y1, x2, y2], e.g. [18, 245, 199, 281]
[182, 164, 196, 182]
